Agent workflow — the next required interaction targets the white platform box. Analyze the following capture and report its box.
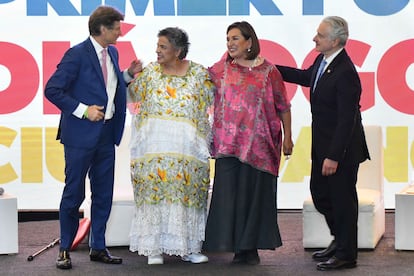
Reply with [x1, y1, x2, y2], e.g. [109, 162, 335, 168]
[303, 188, 384, 249]
[0, 193, 18, 254]
[395, 185, 414, 250]
[83, 188, 134, 247]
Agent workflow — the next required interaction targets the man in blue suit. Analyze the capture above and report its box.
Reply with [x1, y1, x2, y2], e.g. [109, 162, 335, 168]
[45, 5, 141, 270]
[276, 16, 370, 271]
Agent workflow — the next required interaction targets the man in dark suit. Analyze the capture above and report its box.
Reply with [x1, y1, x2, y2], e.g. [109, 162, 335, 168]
[276, 16, 370, 271]
[45, 6, 141, 270]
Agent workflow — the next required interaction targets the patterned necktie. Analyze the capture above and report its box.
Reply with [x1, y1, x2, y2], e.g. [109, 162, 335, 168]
[101, 48, 108, 85]
[313, 59, 326, 90]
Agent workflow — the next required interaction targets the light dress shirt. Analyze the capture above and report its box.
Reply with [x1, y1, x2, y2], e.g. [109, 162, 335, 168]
[72, 36, 133, 120]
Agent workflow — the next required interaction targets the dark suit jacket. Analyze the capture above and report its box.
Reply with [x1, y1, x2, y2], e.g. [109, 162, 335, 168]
[277, 49, 369, 165]
[45, 38, 126, 149]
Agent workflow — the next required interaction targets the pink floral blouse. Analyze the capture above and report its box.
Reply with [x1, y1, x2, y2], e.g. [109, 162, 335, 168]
[210, 58, 290, 176]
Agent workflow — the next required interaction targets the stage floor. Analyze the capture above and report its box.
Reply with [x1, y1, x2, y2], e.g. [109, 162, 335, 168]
[1, 211, 413, 275]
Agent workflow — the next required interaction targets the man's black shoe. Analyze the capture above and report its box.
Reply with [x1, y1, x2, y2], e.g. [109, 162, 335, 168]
[316, 256, 357, 271]
[56, 250, 72, 269]
[90, 248, 122, 264]
[312, 240, 336, 261]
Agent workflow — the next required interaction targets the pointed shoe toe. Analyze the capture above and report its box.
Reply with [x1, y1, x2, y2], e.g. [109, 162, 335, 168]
[317, 256, 357, 271]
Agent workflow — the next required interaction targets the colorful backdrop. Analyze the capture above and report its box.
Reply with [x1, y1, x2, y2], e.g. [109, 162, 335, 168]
[1, 0, 413, 209]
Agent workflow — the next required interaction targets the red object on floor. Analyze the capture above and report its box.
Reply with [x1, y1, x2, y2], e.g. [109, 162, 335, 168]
[70, 218, 91, 250]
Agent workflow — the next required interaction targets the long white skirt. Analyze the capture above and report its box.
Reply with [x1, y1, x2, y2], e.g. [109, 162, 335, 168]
[129, 200, 207, 257]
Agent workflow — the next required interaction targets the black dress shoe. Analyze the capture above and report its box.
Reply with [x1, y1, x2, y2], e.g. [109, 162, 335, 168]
[245, 249, 260, 265]
[232, 251, 247, 264]
[312, 240, 336, 261]
[56, 250, 72, 269]
[90, 248, 122, 264]
[317, 256, 357, 271]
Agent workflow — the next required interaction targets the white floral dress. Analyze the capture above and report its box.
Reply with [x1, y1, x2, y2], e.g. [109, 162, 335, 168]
[127, 61, 214, 256]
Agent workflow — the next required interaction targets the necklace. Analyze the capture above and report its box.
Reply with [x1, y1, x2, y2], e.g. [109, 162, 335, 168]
[249, 57, 258, 71]
[232, 57, 259, 71]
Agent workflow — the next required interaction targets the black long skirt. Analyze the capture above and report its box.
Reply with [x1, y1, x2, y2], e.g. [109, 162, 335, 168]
[203, 157, 282, 252]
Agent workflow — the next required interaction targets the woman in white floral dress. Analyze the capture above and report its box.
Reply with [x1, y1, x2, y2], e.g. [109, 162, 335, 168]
[127, 27, 214, 265]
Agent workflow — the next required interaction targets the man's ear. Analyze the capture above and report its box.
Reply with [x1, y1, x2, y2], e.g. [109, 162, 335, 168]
[332, 38, 340, 48]
[100, 25, 106, 35]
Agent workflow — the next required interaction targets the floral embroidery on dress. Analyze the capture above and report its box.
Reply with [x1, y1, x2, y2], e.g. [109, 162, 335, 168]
[130, 155, 210, 208]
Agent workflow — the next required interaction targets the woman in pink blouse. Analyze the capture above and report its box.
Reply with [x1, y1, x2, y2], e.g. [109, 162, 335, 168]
[203, 21, 293, 265]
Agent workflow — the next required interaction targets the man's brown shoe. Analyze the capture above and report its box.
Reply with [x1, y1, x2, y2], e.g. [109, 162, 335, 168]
[56, 250, 72, 269]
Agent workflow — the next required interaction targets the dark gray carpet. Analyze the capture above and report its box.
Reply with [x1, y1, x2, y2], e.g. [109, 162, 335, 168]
[0, 211, 413, 275]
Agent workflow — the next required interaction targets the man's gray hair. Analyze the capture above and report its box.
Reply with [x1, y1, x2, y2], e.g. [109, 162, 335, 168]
[323, 16, 349, 47]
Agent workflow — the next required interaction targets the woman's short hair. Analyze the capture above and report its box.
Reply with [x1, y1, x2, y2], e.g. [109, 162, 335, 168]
[158, 27, 190, 60]
[226, 21, 260, 61]
[88, 6, 124, 36]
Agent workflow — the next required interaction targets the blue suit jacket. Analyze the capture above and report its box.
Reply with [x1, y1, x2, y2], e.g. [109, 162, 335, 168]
[45, 38, 126, 149]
